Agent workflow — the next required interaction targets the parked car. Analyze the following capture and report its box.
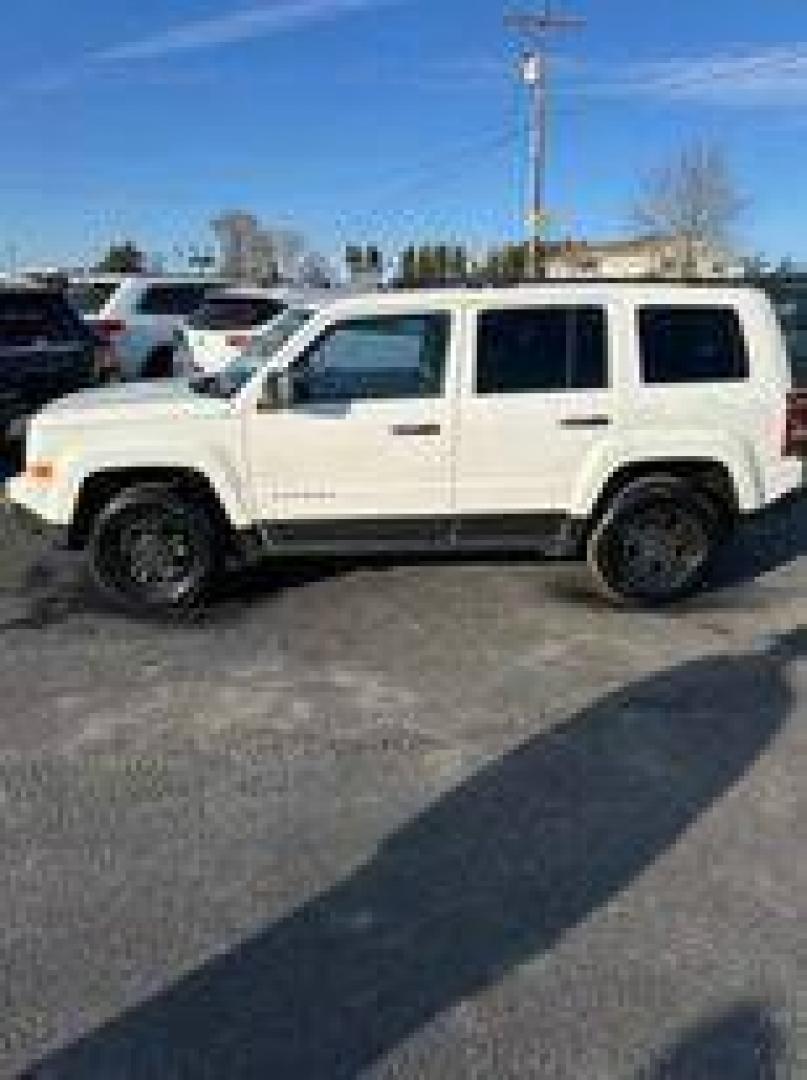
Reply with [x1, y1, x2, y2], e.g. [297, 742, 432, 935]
[0, 282, 109, 459]
[9, 284, 806, 615]
[174, 287, 290, 377]
[67, 275, 228, 380]
[761, 275, 807, 387]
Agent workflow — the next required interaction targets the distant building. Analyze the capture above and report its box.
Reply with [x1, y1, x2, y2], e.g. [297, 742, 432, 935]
[543, 236, 743, 280]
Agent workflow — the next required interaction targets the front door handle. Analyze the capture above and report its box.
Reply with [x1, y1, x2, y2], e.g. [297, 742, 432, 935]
[559, 416, 612, 429]
[390, 423, 442, 437]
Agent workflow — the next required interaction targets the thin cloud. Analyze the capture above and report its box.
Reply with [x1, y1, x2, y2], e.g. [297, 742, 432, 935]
[95, 0, 392, 63]
[577, 45, 807, 105]
[11, 0, 396, 95]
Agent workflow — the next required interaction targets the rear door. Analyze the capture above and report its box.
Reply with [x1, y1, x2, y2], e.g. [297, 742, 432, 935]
[454, 301, 614, 518]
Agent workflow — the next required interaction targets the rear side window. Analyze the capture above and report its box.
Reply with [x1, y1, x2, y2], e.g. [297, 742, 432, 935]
[639, 306, 749, 384]
[0, 292, 85, 347]
[137, 284, 212, 316]
[475, 307, 608, 394]
[188, 297, 286, 331]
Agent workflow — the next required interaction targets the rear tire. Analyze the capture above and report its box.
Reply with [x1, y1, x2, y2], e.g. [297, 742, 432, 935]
[88, 483, 219, 616]
[586, 475, 720, 607]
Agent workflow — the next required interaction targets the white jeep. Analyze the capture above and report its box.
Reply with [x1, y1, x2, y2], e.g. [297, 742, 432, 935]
[8, 283, 806, 614]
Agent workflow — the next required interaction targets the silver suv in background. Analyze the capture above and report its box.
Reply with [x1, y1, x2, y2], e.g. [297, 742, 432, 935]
[68, 275, 229, 380]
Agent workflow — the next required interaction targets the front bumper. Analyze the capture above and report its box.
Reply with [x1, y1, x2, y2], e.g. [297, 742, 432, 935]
[5, 475, 71, 546]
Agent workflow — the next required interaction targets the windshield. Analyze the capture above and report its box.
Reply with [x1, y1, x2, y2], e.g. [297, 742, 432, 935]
[190, 307, 314, 398]
[67, 281, 120, 315]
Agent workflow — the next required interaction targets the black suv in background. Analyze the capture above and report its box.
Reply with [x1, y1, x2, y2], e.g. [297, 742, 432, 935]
[761, 274, 807, 387]
[0, 284, 105, 461]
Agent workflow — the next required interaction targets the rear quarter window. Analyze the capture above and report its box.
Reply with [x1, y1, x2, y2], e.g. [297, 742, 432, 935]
[638, 306, 749, 384]
[188, 297, 286, 331]
[137, 284, 214, 317]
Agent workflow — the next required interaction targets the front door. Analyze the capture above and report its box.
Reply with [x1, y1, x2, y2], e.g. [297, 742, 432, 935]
[246, 310, 456, 545]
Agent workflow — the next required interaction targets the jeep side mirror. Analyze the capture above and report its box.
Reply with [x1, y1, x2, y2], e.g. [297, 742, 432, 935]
[258, 371, 291, 413]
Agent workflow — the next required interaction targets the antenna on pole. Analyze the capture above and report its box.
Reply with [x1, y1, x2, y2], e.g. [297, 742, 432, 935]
[505, 1, 585, 279]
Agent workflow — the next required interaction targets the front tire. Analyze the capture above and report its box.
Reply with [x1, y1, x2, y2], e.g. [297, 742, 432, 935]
[586, 476, 720, 606]
[88, 484, 219, 616]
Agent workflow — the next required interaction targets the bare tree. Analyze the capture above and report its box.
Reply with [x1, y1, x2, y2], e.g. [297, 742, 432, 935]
[631, 140, 745, 275]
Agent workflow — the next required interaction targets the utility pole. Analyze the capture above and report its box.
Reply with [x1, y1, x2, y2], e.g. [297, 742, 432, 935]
[505, 1, 584, 279]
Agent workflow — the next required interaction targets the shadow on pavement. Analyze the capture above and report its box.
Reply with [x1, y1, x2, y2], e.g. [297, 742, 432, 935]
[710, 496, 807, 592]
[26, 629, 805, 1080]
[636, 1001, 791, 1080]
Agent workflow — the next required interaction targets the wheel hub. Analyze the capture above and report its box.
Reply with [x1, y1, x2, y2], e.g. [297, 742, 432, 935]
[618, 506, 707, 595]
[122, 518, 193, 586]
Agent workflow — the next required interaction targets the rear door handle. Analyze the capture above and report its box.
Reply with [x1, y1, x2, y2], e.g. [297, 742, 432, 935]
[559, 416, 612, 429]
[390, 423, 442, 437]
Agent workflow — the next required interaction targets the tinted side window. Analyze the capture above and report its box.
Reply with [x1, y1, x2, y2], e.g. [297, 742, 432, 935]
[767, 285, 807, 387]
[476, 307, 607, 394]
[639, 306, 749, 384]
[138, 285, 211, 316]
[292, 314, 449, 403]
[0, 293, 85, 347]
[188, 298, 285, 331]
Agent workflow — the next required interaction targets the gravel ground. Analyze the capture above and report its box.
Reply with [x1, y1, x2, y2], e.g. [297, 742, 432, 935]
[0, 487, 804, 1079]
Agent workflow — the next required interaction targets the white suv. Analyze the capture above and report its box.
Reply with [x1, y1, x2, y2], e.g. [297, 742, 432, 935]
[68, 275, 228, 380]
[9, 284, 806, 615]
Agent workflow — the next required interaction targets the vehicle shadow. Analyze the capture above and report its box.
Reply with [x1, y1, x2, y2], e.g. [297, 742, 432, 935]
[635, 1001, 791, 1079]
[709, 496, 807, 593]
[26, 629, 805, 1080]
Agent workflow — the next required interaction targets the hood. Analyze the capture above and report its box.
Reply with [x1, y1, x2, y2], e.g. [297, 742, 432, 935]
[36, 379, 232, 425]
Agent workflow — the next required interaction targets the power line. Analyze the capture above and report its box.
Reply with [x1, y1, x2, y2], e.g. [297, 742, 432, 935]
[332, 122, 522, 242]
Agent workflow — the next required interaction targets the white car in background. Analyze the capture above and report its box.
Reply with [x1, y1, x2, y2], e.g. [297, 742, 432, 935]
[175, 287, 334, 376]
[175, 287, 290, 377]
[68, 275, 229, 380]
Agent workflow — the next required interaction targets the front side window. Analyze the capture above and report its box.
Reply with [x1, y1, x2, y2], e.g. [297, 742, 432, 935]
[639, 306, 749, 384]
[475, 306, 608, 394]
[291, 314, 450, 404]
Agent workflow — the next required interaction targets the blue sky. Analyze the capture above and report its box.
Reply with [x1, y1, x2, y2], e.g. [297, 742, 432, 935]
[1, 0, 806, 270]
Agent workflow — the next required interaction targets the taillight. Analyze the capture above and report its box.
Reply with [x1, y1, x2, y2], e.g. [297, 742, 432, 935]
[784, 391, 807, 457]
[95, 318, 127, 341]
[226, 333, 251, 348]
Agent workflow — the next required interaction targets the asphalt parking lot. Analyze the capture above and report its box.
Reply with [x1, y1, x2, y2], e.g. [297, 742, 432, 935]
[0, 478, 804, 1079]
